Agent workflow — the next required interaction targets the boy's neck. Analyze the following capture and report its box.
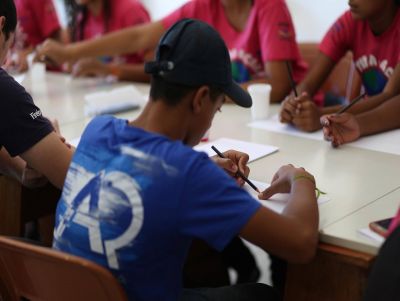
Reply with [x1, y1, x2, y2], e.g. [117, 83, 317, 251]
[129, 99, 190, 143]
[368, 5, 398, 35]
[87, 0, 103, 17]
[221, 0, 253, 31]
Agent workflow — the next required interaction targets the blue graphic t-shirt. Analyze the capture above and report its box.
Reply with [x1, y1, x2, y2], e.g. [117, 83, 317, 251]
[53, 116, 261, 301]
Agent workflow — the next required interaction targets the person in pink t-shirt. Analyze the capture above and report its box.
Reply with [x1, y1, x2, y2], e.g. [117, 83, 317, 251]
[64, 0, 151, 82]
[280, 0, 400, 133]
[35, 0, 307, 103]
[161, 0, 307, 102]
[6, 0, 62, 72]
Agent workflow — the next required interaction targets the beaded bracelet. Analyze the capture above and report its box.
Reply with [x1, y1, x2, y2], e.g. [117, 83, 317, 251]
[293, 174, 326, 199]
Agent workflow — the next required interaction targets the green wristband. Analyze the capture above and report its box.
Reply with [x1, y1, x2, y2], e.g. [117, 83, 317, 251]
[293, 174, 326, 199]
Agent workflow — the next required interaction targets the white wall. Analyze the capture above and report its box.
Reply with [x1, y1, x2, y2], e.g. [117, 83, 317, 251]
[141, 0, 348, 42]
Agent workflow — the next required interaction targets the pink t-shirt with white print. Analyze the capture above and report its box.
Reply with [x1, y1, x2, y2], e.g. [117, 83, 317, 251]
[15, 0, 60, 47]
[320, 9, 400, 96]
[162, 0, 307, 84]
[77, 0, 150, 64]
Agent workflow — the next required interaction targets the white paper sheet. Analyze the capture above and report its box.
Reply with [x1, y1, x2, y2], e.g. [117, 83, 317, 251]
[248, 114, 324, 141]
[248, 114, 400, 155]
[357, 228, 385, 244]
[245, 180, 329, 214]
[194, 138, 278, 163]
[84, 85, 146, 117]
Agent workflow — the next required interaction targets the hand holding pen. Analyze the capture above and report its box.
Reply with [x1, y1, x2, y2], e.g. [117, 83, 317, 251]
[320, 93, 366, 147]
[211, 146, 260, 193]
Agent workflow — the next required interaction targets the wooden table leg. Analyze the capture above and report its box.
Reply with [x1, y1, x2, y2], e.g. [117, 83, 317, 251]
[284, 243, 375, 301]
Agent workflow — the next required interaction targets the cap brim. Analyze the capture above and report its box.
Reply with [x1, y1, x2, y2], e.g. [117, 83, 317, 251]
[223, 81, 252, 108]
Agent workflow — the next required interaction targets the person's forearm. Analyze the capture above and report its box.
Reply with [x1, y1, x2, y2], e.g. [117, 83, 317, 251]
[283, 179, 319, 232]
[109, 63, 150, 82]
[356, 95, 400, 136]
[67, 22, 164, 61]
[346, 91, 396, 115]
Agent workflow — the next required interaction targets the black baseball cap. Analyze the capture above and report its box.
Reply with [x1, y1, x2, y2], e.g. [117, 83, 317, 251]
[145, 19, 252, 108]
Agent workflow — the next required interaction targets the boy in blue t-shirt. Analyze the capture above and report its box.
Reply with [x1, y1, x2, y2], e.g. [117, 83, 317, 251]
[53, 19, 319, 301]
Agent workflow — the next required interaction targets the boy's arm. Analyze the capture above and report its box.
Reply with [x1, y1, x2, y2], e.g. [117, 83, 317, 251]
[240, 165, 319, 263]
[20, 132, 74, 189]
[323, 63, 400, 115]
[35, 22, 165, 65]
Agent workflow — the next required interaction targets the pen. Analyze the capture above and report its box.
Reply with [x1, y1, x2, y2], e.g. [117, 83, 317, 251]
[336, 93, 367, 114]
[286, 61, 298, 97]
[211, 145, 260, 193]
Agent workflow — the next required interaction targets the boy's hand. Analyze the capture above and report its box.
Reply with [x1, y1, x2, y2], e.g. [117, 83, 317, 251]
[72, 58, 108, 77]
[279, 94, 298, 123]
[258, 164, 315, 200]
[35, 39, 70, 65]
[290, 92, 322, 132]
[212, 150, 250, 186]
[320, 113, 361, 147]
[21, 164, 48, 188]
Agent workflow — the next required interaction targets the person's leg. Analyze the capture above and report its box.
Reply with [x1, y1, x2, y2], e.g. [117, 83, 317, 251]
[221, 237, 260, 283]
[269, 254, 287, 299]
[183, 239, 230, 288]
[180, 283, 279, 301]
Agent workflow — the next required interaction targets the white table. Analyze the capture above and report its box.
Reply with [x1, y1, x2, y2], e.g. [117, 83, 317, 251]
[15, 73, 400, 301]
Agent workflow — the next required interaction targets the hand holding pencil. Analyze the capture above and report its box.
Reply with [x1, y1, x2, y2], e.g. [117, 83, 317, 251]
[211, 146, 259, 192]
[320, 93, 366, 147]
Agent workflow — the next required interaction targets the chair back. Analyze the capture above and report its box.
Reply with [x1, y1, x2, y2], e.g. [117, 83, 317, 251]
[0, 236, 128, 301]
[299, 43, 362, 101]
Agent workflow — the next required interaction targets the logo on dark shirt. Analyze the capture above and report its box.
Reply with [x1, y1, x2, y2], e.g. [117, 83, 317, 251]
[30, 109, 42, 120]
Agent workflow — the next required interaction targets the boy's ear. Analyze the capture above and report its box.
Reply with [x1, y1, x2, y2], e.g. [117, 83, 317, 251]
[0, 17, 5, 32]
[191, 86, 210, 114]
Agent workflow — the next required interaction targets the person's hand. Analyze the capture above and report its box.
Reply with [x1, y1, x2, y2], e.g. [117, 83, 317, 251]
[34, 39, 70, 65]
[320, 113, 361, 147]
[21, 164, 48, 188]
[279, 93, 297, 124]
[258, 164, 315, 200]
[4, 49, 30, 73]
[49, 118, 72, 149]
[212, 150, 250, 186]
[72, 58, 109, 77]
[290, 92, 322, 132]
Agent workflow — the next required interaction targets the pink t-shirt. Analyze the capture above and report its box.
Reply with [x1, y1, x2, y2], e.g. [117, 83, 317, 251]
[15, 0, 60, 47]
[320, 9, 400, 96]
[77, 0, 150, 64]
[162, 0, 307, 84]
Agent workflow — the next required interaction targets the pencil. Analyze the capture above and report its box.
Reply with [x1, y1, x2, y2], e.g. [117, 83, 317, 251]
[286, 61, 298, 97]
[211, 145, 260, 193]
[336, 93, 367, 114]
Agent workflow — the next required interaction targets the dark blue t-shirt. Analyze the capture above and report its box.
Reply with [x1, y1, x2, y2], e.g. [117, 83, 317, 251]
[0, 68, 52, 156]
[53, 115, 261, 301]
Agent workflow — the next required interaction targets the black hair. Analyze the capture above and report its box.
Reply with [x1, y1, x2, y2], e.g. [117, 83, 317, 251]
[64, 0, 111, 42]
[149, 76, 223, 106]
[0, 0, 17, 41]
